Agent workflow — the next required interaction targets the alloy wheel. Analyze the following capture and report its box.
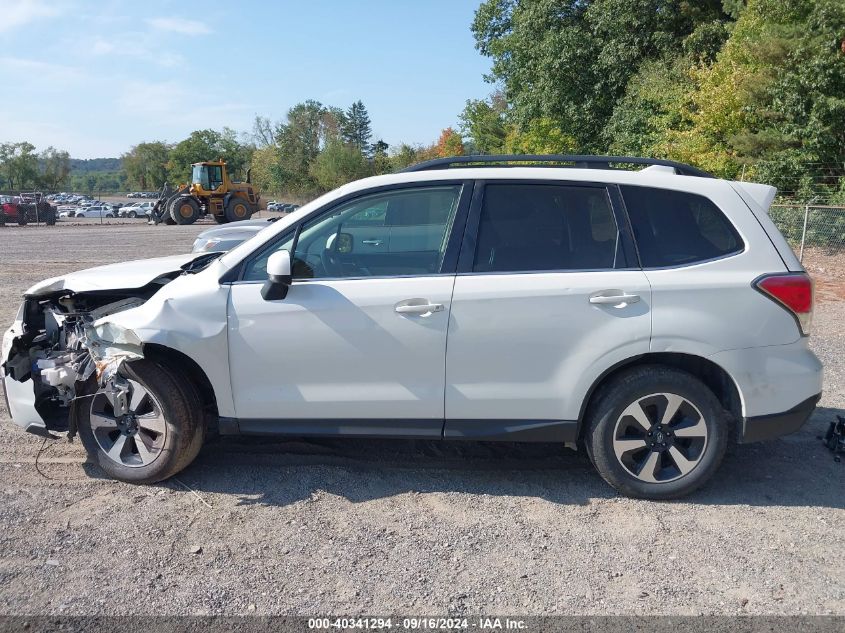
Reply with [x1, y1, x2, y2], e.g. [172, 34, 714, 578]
[89, 379, 167, 468]
[612, 392, 708, 483]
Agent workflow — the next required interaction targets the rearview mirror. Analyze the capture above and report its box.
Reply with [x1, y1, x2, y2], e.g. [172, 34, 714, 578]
[261, 250, 292, 300]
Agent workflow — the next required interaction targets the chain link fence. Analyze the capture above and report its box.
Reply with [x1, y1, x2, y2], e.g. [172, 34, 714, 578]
[769, 204, 845, 262]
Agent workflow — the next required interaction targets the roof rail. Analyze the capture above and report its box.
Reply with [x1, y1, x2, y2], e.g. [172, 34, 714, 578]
[400, 154, 714, 178]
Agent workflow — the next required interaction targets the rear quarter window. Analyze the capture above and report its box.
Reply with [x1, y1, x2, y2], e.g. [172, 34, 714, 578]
[621, 185, 743, 267]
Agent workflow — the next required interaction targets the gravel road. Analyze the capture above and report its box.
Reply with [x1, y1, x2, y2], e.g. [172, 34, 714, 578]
[0, 224, 842, 616]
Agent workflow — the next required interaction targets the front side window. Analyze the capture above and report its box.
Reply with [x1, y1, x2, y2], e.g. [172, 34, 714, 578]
[621, 186, 743, 267]
[242, 185, 462, 281]
[472, 184, 620, 273]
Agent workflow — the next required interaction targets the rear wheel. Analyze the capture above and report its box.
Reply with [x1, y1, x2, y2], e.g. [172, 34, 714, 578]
[75, 359, 205, 484]
[212, 214, 228, 224]
[170, 197, 201, 225]
[584, 365, 728, 500]
[225, 197, 253, 222]
[17, 212, 27, 226]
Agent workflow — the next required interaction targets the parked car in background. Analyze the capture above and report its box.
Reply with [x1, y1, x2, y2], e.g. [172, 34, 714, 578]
[191, 218, 278, 252]
[72, 205, 115, 218]
[267, 201, 301, 212]
[119, 202, 154, 218]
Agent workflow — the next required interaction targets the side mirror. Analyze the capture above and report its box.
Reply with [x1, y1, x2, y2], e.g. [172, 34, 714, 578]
[261, 250, 292, 300]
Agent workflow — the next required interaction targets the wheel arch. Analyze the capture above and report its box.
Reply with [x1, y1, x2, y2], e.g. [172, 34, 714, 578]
[577, 352, 743, 440]
[141, 343, 219, 428]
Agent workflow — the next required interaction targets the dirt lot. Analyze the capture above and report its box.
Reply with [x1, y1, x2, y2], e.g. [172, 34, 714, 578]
[0, 223, 842, 616]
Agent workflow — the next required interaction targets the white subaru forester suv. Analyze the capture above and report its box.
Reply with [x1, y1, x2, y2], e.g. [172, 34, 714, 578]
[1, 155, 823, 499]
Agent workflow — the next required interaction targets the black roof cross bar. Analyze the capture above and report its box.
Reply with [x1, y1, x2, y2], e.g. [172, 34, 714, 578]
[400, 154, 714, 178]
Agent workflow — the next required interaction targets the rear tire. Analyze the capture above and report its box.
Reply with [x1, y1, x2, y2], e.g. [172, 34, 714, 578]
[225, 197, 253, 222]
[75, 359, 205, 484]
[584, 365, 728, 500]
[212, 214, 228, 224]
[17, 213, 27, 226]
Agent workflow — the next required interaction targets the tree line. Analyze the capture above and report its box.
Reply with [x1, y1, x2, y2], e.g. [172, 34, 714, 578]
[461, 0, 845, 203]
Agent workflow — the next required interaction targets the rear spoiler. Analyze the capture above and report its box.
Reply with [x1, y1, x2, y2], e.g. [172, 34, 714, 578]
[730, 181, 803, 272]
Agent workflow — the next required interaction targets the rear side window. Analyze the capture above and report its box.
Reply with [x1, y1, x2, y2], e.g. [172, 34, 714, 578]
[472, 184, 621, 272]
[621, 186, 743, 267]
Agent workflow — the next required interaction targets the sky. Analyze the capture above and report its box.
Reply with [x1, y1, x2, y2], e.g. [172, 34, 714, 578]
[0, 0, 492, 159]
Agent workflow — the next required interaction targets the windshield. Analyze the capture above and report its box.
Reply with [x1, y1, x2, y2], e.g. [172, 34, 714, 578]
[192, 164, 223, 190]
[191, 165, 208, 189]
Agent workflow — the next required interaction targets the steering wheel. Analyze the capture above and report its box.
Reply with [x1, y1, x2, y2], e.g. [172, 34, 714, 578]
[322, 233, 345, 277]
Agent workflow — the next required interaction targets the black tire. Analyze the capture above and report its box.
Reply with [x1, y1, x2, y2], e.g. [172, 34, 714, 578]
[106, 213, 114, 218]
[45, 209, 57, 225]
[584, 365, 728, 500]
[128, 211, 137, 218]
[75, 359, 205, 484]
[17, 212, 27, 226]
[76, 213, 84, 218]
[169, 197, 201, 225]
[212, 214, 228, 224]
[0, 212, 5, 227]
[225, 197, 253, 222]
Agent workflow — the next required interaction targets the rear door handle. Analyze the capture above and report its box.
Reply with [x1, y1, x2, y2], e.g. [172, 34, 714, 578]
[362, 239, 384, 246]
[395, 301, 444, 315]
[589, 293, 640, 306]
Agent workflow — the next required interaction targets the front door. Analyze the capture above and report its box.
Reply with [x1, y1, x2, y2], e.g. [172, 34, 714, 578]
[227, 183, 469, 436]
[444, 181, 652, 438]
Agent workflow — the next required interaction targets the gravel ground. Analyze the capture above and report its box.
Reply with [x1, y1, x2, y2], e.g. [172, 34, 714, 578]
[0, 223, 842, 616]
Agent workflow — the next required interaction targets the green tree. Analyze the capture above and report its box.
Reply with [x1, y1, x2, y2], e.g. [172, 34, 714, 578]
[275, 100, 327, 193]
[122, 141, 170, 190]
[341, 100, 373, 157]
[38, 147, 71, 190]
[472, 0, 729, 150]
[460, 93, 508, 154]
[0, 142, 39, 189]
[167, 128, 254, 183]
[372, 139, 391, 174]
[310, 140, 372, 191]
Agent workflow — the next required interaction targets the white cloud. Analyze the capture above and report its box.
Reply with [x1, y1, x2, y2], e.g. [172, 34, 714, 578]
[89, 35, 185, 68]
[0, 0, 63, 33]
[0, 56, 83, 84]
[145, 17, 212, 36]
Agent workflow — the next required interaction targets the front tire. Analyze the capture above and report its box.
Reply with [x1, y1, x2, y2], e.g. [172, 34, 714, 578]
[584, 365, 728, 500]
[170, 197, 201, 225]
[75, 359, 205, 484]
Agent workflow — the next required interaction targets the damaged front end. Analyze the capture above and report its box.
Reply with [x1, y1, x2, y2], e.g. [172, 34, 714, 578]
[2, 292, 152, 438]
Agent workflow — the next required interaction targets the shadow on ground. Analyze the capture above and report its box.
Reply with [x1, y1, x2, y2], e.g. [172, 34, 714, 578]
[82, 408, 845, 510]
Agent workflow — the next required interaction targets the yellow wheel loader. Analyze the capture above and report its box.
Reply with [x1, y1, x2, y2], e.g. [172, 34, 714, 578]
[150, 160, 260, 225]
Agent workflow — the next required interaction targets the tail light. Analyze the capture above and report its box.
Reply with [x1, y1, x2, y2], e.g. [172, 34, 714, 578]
[754, 273, 814, 336]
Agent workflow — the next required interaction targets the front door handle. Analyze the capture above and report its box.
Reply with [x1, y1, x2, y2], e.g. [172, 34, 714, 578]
[395, 301, 444, 315]
[362, 239, 384, 246]
[589, 292, 640, 306]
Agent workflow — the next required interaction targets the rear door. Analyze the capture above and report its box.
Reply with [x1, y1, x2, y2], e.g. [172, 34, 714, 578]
[444, 180, 652, 440]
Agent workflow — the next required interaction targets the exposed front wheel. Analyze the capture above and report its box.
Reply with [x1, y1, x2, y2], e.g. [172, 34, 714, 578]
[170, 197, 201, 225]
[75, 359, 205, 484]
[585, 365, 728, 500]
